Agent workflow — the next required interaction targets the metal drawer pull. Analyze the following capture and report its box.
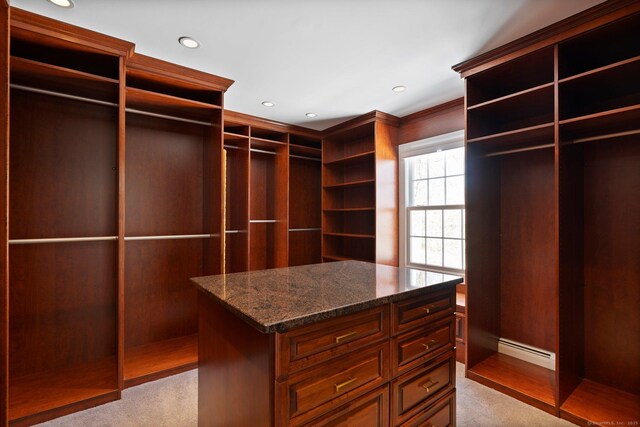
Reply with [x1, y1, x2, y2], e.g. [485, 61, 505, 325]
[335, 331, 358, 343]
[334, 377, 358, 392]
[421, 379, 440, 393]
[422, 339, 438, 350]
[423, 304, 438, 314]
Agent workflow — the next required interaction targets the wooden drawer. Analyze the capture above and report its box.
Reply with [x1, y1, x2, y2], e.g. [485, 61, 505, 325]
[392, 289, 454, 335]
[392, 317, 455, 376]
[391, 352, 455, 425]
[303, 386, 390, 427]
[276, 305, 389, 379]
[400, 390, 455, 427]
[277, 342, 390, 426]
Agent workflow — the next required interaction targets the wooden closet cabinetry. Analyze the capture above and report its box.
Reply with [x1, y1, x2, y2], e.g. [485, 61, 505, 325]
[454, 2, 640, 425]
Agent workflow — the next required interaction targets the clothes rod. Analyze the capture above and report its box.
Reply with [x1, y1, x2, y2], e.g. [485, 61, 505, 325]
[9, 236, 118, 244]
[126, 108, 212, 127]
[251, 148, 277, 156]
[225, 230, 245, 234]
[124, 234, 213, 241]
[572, 129, 640, 144]
[224, 145, 244, 151]
[11, 84, 214, 127]
[289, 228, 322, 232]
[250, 220, 277, 223]
[290, 154, 321, 162]
[484, 143, 555, 158]
[11, 84, 119, 108]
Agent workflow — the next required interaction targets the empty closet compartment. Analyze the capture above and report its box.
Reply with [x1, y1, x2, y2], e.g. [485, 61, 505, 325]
[322, 122, 375, 164]
[8, 61, 119, 423]
[323, 234, 375, 262]
[323, 210, 375, 237]
[558, 136, 640, 424]
[466, 145, 557, 413]
[124, 104, 221, 386]
[224, 135, 249, 273]
[289, 144, 321, 266]
[249, 141, 288, 270]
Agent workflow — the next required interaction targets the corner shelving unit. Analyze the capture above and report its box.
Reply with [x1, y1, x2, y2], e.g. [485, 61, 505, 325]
[454, 3, 640, 424]
[321, 112, 399, 266]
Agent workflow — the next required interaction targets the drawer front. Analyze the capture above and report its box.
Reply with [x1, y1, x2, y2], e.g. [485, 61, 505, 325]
[303, 386, 390, 427]
[276, 305, 390, 379]
[391, 352, 455, 425]
[278, 342, 390, 426]
[393, 289, 455, 335]
[392, 317, 455, 376]
[400, 391, 455, 427]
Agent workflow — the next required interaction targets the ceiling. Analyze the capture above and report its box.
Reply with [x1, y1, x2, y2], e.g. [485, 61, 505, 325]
[12, 0, 604, 130]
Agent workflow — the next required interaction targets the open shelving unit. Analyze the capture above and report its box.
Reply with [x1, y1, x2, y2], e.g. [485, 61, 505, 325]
[6, 10, 131, 425]
[454, 4, 640, 424]
[321, 112, 398, 265]
[123, 54, 225, 389]
[221, 112, 323, 272]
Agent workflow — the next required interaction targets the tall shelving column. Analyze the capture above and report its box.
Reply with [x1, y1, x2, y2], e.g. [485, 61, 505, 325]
[7, 10, 133, 425]
[248, 126, 289, 270]
[321, 111, 398, 266]
[557, 11, 640, 425]
[122, 54, 231, 388]
[462, 46, 558, 414]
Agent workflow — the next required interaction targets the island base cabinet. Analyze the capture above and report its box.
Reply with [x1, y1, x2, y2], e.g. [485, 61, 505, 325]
[195, 273, 458, 427]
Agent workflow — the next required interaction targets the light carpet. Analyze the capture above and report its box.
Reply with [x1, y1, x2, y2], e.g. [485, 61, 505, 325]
[39, 363, 575, 426]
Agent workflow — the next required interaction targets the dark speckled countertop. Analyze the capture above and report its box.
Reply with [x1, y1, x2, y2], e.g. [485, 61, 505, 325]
[191, 261, 463, 333]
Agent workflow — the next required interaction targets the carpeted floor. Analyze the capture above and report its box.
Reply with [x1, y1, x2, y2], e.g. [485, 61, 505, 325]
[38, 363, 575, 426]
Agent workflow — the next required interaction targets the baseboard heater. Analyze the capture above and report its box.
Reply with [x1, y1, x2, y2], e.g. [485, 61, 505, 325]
[498, 338, 556, 371]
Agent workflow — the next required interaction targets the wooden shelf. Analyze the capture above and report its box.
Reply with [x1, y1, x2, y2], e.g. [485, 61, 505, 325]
[466, 122, 555, 150]
[323, 232, 375, 239]
[560, 379, 640, 425]
[322, 254, 373, 262]
[9, 357, 117, 424]
[323, 179, 375, 189]
[289, 143, 321, 157]
[559, 54, 640, 84]
[467, 82, 554, 111]
[251, 137, 288, 151]
[467, 353, 556, 414]
[323, 207, 375, 212]
[126, 86, 220, 122]
[323, 151, 375, 166]
[224, 131, 250, 139]
[11, 56, 119, 103]
[124, 335, 198, 388]
[560, 104, 640, 141]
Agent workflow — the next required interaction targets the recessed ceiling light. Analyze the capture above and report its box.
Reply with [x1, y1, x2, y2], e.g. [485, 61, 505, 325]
[178, 37, 200, 49]
[262, 101, 275, 107]
[47, 0, 74, 8]
[392, 85, 407, 93]
[305, 113, 317, 118]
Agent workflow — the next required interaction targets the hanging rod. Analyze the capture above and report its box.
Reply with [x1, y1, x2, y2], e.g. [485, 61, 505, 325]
[11, 84, 214, 127]
[225, 230, 246, 234]
[251, 148, 277, 156]
[289, 228, 322, 232]
[224, 145, 245, 151]
[290, 154, 321, 162]
[9, 236, 118, 245]
[250, 220, 277, 223]
[126, 108, 212, 127]
[11, 84, 118, 108]
[572, 129, 640, 144]
[124, 234, 214, 241]
[484, 143, 554, 158]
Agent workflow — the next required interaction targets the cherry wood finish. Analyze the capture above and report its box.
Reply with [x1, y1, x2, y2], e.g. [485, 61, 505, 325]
[198, 293, 273, 427]
[468, 353, 556, 414]
[322, 113, 399, 265]
[400, 390, 455, 427]
[398, 98, 463, 145]
[198, 286, 456, 426]
[0, 4, 8, 424]
[458, 4, 640, 423]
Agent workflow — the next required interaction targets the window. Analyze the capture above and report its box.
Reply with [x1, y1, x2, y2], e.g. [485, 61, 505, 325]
[399, 130, 465, 275]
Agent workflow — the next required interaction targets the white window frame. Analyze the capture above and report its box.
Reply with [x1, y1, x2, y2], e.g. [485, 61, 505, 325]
[399, 130, 465, 275]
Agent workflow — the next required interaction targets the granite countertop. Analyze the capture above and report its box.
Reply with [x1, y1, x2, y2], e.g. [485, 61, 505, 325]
[191, 261, 463, 333]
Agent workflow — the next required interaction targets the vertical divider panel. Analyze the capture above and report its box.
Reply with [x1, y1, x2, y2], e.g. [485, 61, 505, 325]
[116, 54, 126, 396]
[275, 138, 289, 267]
[0, 4, 8, 425]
